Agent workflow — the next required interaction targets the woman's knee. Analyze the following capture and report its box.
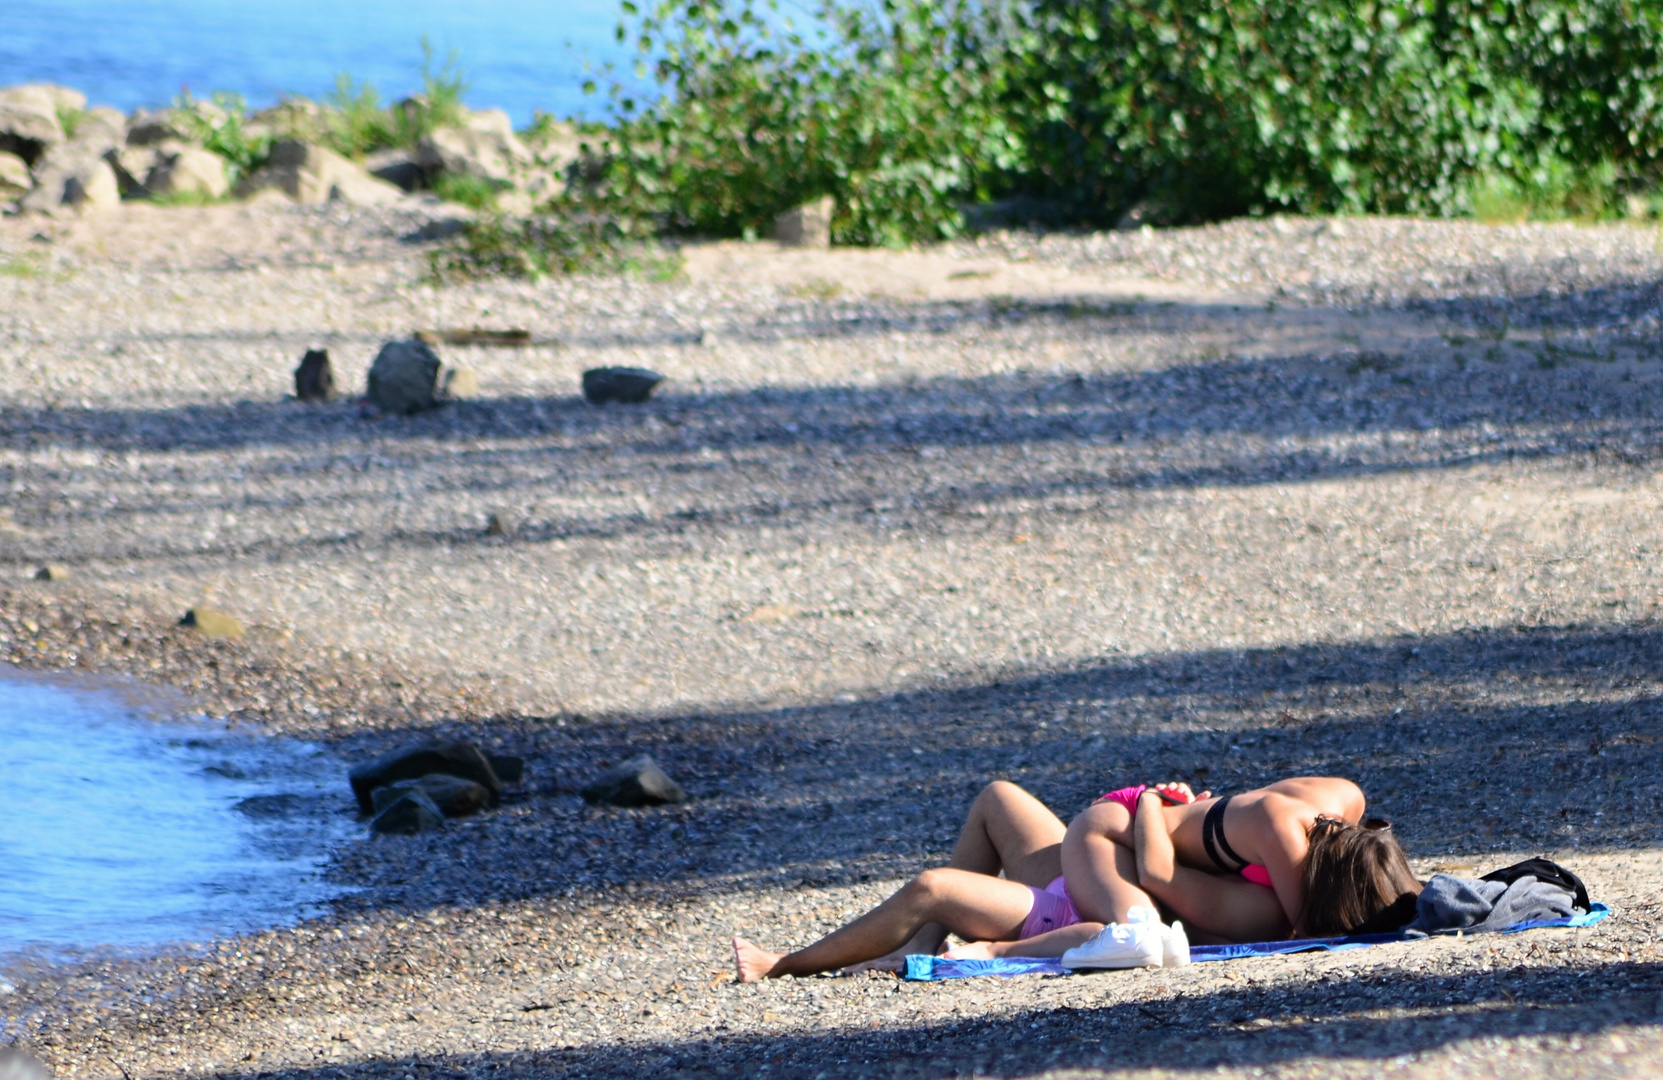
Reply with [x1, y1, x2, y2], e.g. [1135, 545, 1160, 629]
[908, 867, 958, 906]
[1064, 799, 1131, 850]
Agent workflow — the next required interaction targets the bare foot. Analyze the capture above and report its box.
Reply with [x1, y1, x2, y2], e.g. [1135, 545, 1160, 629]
[943, 940, 998, 961]
[733, 936, 783, 982]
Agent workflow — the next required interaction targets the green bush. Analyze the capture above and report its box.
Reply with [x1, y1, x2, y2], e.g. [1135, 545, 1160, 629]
[580, 0, 1019, 245]
[1007, 0, 1663, 221]
[173, 91, 272, 187]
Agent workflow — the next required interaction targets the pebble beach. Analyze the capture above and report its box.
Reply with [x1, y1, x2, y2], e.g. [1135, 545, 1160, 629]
[2, 201, 1662, 1079]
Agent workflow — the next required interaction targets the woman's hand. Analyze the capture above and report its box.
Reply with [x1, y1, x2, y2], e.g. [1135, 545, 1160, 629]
[1152, 782, 1212, 804]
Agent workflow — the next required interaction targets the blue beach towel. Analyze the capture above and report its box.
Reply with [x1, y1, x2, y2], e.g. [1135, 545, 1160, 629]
[901, 903, 1610, 980]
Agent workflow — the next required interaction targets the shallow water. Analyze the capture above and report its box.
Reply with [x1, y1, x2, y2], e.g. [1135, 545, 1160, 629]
[3, 0, 631, 124]
[0, 669, 352, 965]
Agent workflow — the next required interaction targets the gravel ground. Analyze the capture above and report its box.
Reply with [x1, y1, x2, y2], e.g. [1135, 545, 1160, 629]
[1, 205, 1661, 1080]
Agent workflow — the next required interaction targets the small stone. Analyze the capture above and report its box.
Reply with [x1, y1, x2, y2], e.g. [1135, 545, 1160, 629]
[372, 774, 491, 818]
[33, 564, 68, 581]
[370, 789, 445, 835]
[348, 741, 503, 814]
[485, 511, 516, 538]
[773, 196, 833, 248]
[440, 366, 479, 400]
[366, 338, 443, 415]
[582, 366, 665, 405]
[179, 607, 245, 640]
[294, 347, 337, 402]
[581, 754, 687, 807]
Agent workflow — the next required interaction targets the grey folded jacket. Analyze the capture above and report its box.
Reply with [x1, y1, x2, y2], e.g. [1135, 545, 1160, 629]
[1404, 872, 1578, 936]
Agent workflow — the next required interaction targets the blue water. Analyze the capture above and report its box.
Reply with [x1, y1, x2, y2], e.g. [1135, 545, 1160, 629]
[2, 0, 634, 124]
[0, 670, 351, 963]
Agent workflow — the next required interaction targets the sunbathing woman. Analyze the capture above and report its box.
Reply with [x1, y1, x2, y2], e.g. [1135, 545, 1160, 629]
[732, 776, 1420, 980]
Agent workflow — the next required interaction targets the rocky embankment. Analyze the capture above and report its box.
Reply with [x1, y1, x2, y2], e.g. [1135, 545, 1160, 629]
[0, 82, 577, 216]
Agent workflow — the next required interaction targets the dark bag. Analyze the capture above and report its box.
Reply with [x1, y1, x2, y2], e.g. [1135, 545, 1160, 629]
[1479, 857, 1590, 913]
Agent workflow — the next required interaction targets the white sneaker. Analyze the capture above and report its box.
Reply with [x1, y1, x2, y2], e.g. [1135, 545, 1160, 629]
[1061, 907, 1163, 970]
[1163, 920, 1191, 968]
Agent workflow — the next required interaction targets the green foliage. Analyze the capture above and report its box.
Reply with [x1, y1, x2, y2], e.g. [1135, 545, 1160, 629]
[1006, 0, 1663, 221]
[56, 105, 86, 140]
[409, 35, 471, 137]
[427, 214, 679, 282]
[581, 0, 1019, 246]
[173, 91, 271, 187]
[432, 173, 505, 210]
[324, 74, 398, 159]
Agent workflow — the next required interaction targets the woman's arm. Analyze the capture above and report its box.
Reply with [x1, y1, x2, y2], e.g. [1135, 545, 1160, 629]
[1134, 791, 1290, 941]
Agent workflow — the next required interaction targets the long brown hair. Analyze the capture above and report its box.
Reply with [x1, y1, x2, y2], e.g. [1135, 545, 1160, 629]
[1297, 817, 1422, 937]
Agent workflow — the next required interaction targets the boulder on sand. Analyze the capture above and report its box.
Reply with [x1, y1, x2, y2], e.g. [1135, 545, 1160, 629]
[19, 154, 120, 215]
[148, 146, 230, 199]
[0, 85, 66, 164]
[371, 773, 492, 818]
[239, 139, 403, 206]
[348, 740, 504, 815]
[774, 196, 834, 248]
[415, 123, 532, 185]
[581, 753, 687, 807]
[369, 788, 446, 835]
[366, 338, 443, 415]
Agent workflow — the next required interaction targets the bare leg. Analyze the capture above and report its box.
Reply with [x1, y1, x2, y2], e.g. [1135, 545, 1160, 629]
[859, 780, 1068, 967]
[1061, 799, 1159, 924]
[734, 868, 1035, 981]
[945, 921, 1107, 960]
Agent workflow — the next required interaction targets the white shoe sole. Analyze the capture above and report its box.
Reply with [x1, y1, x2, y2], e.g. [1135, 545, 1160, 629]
[1060, 945, 1162, 970]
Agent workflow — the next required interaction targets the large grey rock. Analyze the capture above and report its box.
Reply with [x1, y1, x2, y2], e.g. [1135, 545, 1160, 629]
[126, 108, 191, 147]
[62, 106, 127, 160]
[367, 338, 443, 415]
[363, 147, 424, 192]
[0, 151, 29, 198]
[371, 773, 491, 818]
[582, 366, 664, 405]
[148, 146, 230, 199]
[581, 754, 687, 807]
[239, 139, 402, 206]
[774, 196, 834, 248]
[19, 155, 119, 215]
[0, 85, 66, 164]
[348, 740, 503, 814]
[416, 124, 531, 185]
[369, 789, 445, 835]
[488, 753, 524, 784]
[37, 85, 87, 115]
[294, 347, 336, 402]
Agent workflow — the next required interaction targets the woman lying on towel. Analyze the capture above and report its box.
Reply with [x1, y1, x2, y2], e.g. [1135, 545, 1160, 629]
[732, 777, 1421, 981]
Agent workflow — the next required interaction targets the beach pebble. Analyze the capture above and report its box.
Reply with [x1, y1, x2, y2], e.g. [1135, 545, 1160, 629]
[366, 338, 442, 415]
[179, 607, 245, 640]
[369, 789, 445, 835]
[582, 366, 664, 405]
[371, 773, 491, 818]
[293, 347, 337, 402]
[581, 753, 687, 807]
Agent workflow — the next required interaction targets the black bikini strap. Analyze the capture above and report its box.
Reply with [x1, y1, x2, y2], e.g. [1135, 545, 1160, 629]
[1202, 795, 1248, 872]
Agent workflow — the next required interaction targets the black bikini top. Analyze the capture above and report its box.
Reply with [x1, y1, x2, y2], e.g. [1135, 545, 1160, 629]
[1202, 795, 1250, 873]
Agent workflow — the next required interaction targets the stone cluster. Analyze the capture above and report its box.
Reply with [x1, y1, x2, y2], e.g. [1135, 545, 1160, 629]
[0, 83, 582, 216]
